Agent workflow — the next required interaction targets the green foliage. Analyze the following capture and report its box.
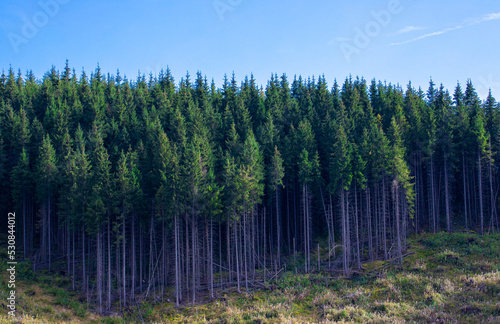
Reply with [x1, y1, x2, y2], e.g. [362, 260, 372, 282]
[3, 65, 500, 322]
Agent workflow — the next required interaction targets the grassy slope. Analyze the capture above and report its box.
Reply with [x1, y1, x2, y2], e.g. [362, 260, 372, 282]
[1, 233, 499, 323]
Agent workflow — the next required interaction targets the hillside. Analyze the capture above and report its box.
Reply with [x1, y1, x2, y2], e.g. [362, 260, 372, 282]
[1, 232, 499, 323]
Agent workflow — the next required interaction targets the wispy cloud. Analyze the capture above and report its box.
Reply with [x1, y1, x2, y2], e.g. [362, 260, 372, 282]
[391, 12, 500, 46]
[470, 12, 500, 24]
[397, 26, 424, 34]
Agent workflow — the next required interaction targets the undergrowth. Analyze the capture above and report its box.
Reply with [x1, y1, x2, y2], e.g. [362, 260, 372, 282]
[1, 232, 499, 323]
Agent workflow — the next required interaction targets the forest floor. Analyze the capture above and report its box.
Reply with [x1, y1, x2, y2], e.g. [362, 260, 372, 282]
[0, 232, 499, 323]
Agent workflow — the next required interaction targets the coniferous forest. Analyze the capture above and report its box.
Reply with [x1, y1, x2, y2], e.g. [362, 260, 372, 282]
[1, 62, 499, 314]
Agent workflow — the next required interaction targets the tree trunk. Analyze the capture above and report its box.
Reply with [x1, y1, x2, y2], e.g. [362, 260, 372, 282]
[24, 191, 27, 259]
[367, 188, 373, 261]
[303, 183, 307, 273]
[430, 157, 437, 233]
[393, 180, 403, 263]
[72, 229, 75, 290]
[66, 211, 70, 277]
[174, 214, 180, 306]
[341, 186, 348, 276]
[488, 139, 495, 233]
[82, 227, 86, 293]
[444, 154, 451, 232]
[478, 150, 484, 235]
[97, 229, 102, 314]
[276, 186, 280, 266]
[132, 213, 136, 300]
[48, 193, 51, 270]
[382, 177, 388, 260]
[192, 213, 196, 303]
[234, 217, 241, 293]
[354, 184, 361, 269]
[244, 206, 249, 292]
[107, 220, 111, 310]
[122, 211, 126, 306]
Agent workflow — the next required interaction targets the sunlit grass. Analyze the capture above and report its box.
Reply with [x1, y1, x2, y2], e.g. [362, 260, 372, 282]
[2, 232, 499, 323]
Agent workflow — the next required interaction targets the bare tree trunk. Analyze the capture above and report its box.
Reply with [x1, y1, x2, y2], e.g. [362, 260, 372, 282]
[303, 183, 307, 273]
[478, 150, 484, 235]
[320, 186, 332, 266]
[82, 227, 86, 293]
[148, 213, 154, 297]
[444, 154, 451, 232]
[488, 139, 495, 233]
[462, 153, 468, 229]
[263, 207, 266, 282]
[304, 184, 311, 272]
[227, 216, 231, 286]
[140, 221, 143, 295]
[276, 186, 280, 266]
[117, 239, 121, 309]
[430, 157, 437, 233]
[192, 214, 196, 303]
[23, 193, 26, 259]
[354, 185, 361, 269]
[341, 186, 348, 276]
[67, 211, 70, 277]
[174, 214, 180, 306]
[122, 212, 126, 306]
[393, 180, 403, 263]
[244, 206, 249, 292]
[234, 217, 241, 293]
[107, 220, 111, 310]
[161, 215, 165, 298]
[367, 188, 373, 261]
[209, 217, 214, 298]
[382, 178, 388, 260]
[48, 193, 51, 270]
[97, 229, 102, 314]
[72, 229, 75, 290]
[132, 213, 136, 300]
[346, 191, 351, 269]
[219, 222, 222, 293]
[287, 182, 291, 258]
[374, 185, 379, 258]
[330, 195, 335, 259]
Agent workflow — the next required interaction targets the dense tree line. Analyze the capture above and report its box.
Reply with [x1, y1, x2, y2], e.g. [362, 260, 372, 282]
[1, 62, 499, 312]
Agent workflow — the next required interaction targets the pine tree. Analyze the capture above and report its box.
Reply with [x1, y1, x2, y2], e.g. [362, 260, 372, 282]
[11, 148, 31, 259]
[37, 135, 58, 269]
[88, 123, 111, 313]
[466, 80, 488, 234]
[270, 146, 284, 265]
[435, 85, 455, 232]
[389, 116, 414, 263]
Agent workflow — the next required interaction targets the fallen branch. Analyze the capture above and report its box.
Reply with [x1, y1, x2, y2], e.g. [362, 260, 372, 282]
[268, 268, 283, 282]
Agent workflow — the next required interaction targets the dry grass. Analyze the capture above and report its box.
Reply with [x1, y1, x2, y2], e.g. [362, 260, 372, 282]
[1, 232, 499, 323]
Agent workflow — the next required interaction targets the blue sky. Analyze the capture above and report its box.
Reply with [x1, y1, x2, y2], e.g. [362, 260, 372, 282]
[1, 0, 499, 99]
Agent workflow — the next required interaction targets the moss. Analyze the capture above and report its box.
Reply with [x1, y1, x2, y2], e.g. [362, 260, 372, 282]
[8, 232, 500, 323]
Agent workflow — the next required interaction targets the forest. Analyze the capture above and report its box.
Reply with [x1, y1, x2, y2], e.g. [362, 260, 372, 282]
[1, 62, 499, 315]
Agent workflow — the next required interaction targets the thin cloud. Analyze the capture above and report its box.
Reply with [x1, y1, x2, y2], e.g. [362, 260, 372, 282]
[472, 12, 500, 23]
[397, 26, 424, 34]
[391, 12, 500, 46]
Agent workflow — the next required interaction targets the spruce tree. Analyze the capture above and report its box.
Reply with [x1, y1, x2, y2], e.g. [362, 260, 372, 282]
[37, 134, 58, 269]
